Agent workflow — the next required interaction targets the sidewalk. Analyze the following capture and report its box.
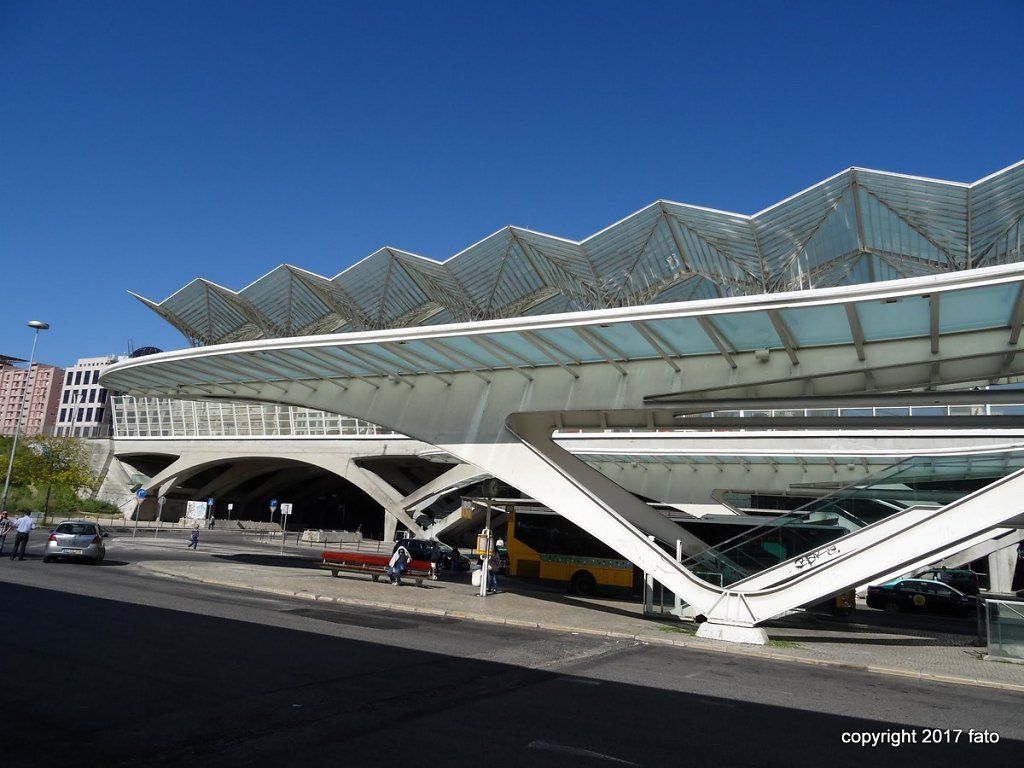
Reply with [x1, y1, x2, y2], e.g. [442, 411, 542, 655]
[130, 537, 1024, 693]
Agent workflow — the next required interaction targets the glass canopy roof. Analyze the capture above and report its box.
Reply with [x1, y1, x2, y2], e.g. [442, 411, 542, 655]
[132, 160, 1024, 348]
[102, 263, 1024, 404]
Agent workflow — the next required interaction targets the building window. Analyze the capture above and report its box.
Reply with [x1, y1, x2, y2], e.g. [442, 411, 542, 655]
[74, 371, 82, 385]
[89, 389, 96, 403]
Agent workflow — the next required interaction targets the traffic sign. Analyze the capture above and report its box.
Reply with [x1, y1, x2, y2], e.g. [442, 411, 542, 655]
[269, 499, 278, 510]
[207, 497, 215, 507]
[135, 488, 147, 499]
[280, 503, 293, 516]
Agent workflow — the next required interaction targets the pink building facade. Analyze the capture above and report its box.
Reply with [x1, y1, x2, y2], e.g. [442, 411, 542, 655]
[0, 362, 64, 437]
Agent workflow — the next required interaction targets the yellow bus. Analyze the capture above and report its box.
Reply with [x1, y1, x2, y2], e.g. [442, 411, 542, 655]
[505, 509, 636, 596]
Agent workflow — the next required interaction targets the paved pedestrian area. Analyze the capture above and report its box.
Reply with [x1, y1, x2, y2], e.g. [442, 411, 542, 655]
[129, 537, 1024, 693]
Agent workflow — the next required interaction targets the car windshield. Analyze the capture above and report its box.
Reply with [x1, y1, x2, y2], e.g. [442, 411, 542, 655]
[56, 523, 95, 535]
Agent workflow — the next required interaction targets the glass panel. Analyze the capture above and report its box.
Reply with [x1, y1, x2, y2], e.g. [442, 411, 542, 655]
[876, 407, 910, 417]
[526, 328, 604, 363]
[857, 295, 930, 341]
[778, 304, 851, 346]
[442, 336, 527, 368]
[940, 283, 1017, 333]
[986, 600, 1024, 662]
[589, 323, 662, 360]
[639, 317, 722, 355]
[711, 311, 782, 350]
[839, 408, 872, 417]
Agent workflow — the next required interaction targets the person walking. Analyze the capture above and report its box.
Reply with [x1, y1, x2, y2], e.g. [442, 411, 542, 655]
[10, 510, 36, 561]
[188, 525, 200, 550]
[0, 512, 12, 556]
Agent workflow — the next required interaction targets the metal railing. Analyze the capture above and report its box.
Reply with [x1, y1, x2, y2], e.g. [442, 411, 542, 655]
[111, 395, 400, 439]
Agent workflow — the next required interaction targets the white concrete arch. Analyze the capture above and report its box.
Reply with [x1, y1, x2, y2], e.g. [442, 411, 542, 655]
[117, 438, 451, 538]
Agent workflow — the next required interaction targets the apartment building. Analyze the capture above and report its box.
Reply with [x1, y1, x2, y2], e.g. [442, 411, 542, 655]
[0, 358, 64, 437]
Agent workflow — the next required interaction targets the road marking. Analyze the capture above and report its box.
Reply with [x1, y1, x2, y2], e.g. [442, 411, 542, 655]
[528, 740, 640, 765]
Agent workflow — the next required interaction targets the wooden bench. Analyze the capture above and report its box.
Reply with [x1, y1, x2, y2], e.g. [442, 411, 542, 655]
[320, 550, 432, 587]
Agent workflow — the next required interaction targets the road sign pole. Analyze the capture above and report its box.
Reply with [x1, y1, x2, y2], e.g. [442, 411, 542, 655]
[279, 502, 292, 553]
[133, 488, 147, 539]
[155, 495, 166, 538]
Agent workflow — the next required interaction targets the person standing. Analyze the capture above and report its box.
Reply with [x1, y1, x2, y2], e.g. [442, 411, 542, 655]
[429, 541, 442, 581]
[448, 541, 461, 571]
[10, 511, 36, 561]
[0, 512, 12, 556]
[486, 553, 500, 593]
[188, 525, 200, 550]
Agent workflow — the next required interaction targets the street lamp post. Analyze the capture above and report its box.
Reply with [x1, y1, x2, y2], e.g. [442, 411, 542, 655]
[1, 321, 50, 514]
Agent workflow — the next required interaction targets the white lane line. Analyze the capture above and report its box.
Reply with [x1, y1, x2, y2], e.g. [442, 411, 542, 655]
[527, 740, 641, 766]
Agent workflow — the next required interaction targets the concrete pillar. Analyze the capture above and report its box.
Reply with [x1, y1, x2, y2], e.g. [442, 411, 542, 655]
[987, 545, 1019, 593]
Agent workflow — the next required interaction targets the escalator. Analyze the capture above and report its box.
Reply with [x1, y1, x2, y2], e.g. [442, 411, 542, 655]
[680, 450, 1024, 591]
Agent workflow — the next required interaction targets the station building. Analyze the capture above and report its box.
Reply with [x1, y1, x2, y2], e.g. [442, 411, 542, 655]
[102, 160, 1024, 643]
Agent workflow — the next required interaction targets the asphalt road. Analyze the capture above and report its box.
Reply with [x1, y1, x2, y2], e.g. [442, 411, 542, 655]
[1, 533, 1021, 767]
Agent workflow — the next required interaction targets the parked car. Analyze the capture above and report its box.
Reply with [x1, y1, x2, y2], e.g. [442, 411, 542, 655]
[42, 520, 107, 564]
[913, 567, 981, 595]
[865, 578, 974, 617]
[393, 538, 470, 571]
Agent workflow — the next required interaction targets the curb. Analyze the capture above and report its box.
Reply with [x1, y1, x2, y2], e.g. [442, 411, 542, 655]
[144, 563, 1024, 694]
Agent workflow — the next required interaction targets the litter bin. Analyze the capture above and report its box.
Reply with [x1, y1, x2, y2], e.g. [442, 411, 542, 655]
[831, 589, 856, 616]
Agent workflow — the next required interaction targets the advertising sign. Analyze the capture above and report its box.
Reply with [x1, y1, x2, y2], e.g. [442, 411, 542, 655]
[186, 500, 208, 520]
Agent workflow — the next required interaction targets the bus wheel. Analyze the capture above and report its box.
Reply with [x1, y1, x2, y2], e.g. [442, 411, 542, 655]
[570, 571, 597, 596]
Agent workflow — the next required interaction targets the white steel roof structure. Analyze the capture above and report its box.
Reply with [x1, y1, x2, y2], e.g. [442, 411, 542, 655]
[104, 159, 1024, 645]
[104, 264, 1024, 644]
[109, 264, 1024, 410]
[133, 161, 1024, 347]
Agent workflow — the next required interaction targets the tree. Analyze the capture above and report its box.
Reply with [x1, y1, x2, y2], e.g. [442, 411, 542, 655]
[18, 435, 101, 516]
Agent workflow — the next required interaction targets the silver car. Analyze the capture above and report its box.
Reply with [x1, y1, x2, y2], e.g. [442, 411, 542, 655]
[42, 520, 107, 564]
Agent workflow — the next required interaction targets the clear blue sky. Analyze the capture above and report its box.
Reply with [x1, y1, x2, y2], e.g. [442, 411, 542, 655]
[2, 0, 1022, 368]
